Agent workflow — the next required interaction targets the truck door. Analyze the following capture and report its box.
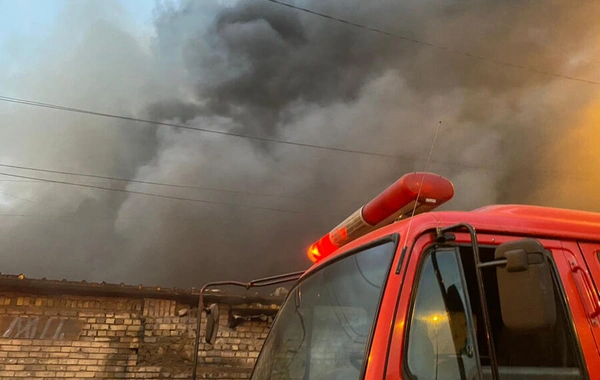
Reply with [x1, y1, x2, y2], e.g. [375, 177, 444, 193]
[553, 242, 600, 376]
[571, 242, 600, 353]
[385, 234, 594, 379]
[577, 242, 600, 310]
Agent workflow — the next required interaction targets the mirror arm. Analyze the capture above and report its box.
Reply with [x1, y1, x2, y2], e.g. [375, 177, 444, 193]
[437, 223, 500, 380]
[192, 281, 244, 380]
[249, 270, 306, 287]
[191, 271, 304, 380]
[478, 259, 508, 269]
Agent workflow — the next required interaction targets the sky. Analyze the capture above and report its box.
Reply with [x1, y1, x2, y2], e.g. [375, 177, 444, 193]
[0, 0, 599, 288]
[0, 0, 154, 87]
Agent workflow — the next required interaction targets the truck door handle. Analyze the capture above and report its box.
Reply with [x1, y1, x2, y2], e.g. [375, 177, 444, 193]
[570, 262, 600, 319]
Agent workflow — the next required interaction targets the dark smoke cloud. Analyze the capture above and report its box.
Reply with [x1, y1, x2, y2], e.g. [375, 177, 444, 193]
[149, 1, 405, 135]
[1, 0, 600, 287]
[0, 0, 160, 281]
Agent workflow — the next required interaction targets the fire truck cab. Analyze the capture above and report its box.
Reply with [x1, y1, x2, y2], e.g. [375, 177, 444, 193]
[250, 172, 600, 380]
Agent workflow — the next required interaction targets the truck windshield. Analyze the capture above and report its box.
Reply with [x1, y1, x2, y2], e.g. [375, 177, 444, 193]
[251, 240, 395, 380]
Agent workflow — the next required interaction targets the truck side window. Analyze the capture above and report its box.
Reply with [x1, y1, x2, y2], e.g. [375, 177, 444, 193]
[406, 249, 479, 380]
[458, 246, 586, 379]
[406, 245, 586, 380]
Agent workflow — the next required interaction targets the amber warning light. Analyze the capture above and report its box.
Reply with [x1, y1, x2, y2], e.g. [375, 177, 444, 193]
[307, 172, 454, 263]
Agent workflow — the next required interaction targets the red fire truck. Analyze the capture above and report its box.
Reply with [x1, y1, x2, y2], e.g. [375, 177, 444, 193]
[245, 172, 600, 380]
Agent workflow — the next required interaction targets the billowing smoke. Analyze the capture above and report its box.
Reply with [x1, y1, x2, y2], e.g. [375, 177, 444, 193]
[1, 0, 599, 287]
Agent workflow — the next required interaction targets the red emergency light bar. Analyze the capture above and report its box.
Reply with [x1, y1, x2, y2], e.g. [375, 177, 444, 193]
[307, 172, 454, 263]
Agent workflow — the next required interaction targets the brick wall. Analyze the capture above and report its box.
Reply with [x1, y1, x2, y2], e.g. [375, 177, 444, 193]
[0, 291, 277, 380]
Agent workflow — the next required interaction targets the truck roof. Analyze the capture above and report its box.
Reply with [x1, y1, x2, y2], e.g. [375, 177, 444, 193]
[316, 204, 600, 268]
[433, 204, 600, 242]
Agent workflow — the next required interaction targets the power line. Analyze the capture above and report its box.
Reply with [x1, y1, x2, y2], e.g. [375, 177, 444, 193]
[4, 94, 595, 180]
[0, 171, 338, 217]
[3, 95, 591, 178]
[0, 179, 136, 186]
[0, 213, 295, 222]
[0, 153, 596, 193]
[0, 103, 596, 185]
[0, 99, 596, 182]
[0, 95, 526, 174]
[0, 95, 403, 159]
[264, 0, 600, 87]
[0, 163, 358, 203]
[0, 190, 48, 208]
[0, 188, 71, 212]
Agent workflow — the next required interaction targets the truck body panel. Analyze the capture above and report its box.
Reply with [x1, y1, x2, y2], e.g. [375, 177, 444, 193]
[249, 174, 600, 380]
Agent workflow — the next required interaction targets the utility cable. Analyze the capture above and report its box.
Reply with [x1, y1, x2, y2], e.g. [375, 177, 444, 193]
[264, 0, 600, 87]
[0, 95, 407, 160]
[2, 96, 598, 181]
[0, 163, 358, 203]
[0, 171, 340, 217]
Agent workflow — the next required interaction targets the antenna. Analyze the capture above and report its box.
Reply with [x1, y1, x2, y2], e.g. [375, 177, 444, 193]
[403, 121, 443, 251]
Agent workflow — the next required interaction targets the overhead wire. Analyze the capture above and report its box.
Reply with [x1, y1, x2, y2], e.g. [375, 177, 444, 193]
[0, 190, 42, 206]
[264, 0, 600, 87]
[0, 212, 307, 222]
[1, 96, 597, 181]
[5, 96, 578, 178]
[0, 95, 406, 160]
[0, 171, 342, 217]
[0, 163, 359, 203]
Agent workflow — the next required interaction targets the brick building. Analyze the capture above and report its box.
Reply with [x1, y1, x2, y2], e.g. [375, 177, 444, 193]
[0, 274, 282, 379]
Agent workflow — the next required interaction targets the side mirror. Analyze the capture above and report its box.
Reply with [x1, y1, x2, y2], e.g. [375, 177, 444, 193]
[204, 304, 220, 344]
[495, 238, 556, 331]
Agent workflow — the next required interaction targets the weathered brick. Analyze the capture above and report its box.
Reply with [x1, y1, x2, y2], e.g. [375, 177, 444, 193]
[58, 358, 78, 365]
[0, 345, 20, 351]
[98, 348, 119, 354]
[13, 371, 34, 377]
[32, 371, 57, 377]
[45, 364, 67, 371]
[74, 371, 95, 378]
[4, 364, 25, 370]
[7, 352, 29, 358]
[77, 359, 98, 365]
[23, 364, 46, 371]
[80, 347, 101, 353]
[15, 357, 36, 364]
[104, 365, 126, 372]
